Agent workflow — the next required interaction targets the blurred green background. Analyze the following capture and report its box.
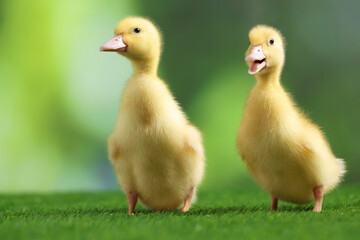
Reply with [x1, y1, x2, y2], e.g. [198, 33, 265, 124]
[0, 0, 359, 192]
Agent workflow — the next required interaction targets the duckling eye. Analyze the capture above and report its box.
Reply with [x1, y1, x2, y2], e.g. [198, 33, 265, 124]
[269, 38, 275, 45]
[132, 28, 141, 34]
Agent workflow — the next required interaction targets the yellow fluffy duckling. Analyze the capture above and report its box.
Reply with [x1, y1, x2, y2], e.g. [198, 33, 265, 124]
[100, 17, 205, 214]
[237, 25, 345, 212]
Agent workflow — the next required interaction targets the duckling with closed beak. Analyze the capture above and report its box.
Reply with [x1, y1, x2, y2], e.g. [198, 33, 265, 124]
[100, 17, 205, 214]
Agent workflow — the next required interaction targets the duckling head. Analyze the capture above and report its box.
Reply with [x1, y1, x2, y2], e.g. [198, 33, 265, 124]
[100, 17, 161, 62]
[245, 25, 285, 75]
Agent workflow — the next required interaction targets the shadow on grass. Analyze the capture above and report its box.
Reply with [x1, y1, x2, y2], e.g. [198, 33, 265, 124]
[179, 205, 315, 215]
[3, 201, 358, 219]
[2, 205, 317, 219]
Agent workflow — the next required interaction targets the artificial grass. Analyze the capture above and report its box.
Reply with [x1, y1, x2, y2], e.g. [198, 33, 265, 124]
[0, 185, 359, 240]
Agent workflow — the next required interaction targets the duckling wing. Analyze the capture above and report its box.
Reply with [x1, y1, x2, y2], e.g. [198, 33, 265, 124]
[297, 129, 346, 192]
[184, 124, 204, 160]
[182, 124, 205, 186]
[107, 133, 121, 164]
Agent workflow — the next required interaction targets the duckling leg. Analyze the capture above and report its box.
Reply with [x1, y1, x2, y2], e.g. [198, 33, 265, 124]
[270, 196, 278, 211]
[312, 186, 324, 213]
[181, 187, 194, 213]
[127, 192, 138, 215]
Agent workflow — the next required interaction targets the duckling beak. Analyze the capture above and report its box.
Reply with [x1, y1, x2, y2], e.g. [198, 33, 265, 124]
[100, 35, 127, 52]
[245, 45, 266, 75]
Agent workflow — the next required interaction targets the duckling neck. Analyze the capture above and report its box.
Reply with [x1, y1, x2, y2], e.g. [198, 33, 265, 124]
[131, 56, 159, 77]
[255, 67, 282, 88]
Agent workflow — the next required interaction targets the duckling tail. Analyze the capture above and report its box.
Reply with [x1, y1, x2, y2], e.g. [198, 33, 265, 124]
[336, 158, 346, 180]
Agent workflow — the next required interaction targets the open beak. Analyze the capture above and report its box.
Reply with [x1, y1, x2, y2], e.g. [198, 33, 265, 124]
[100, 35, 127, 52]
[245, 45, 266, 75]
